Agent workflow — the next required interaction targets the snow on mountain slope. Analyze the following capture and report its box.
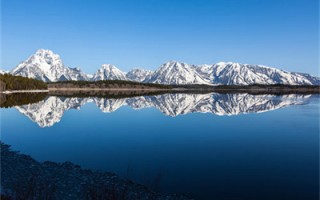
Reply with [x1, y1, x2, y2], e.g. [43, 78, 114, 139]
[126, 68, 153, 82]
[192, 64, 212, 79]
[7, 49, 319, 85]
[92, 64, 127, 81]
[10, 49, 89, 82]
[147, 61, 211, 85]
[290, 72, 320, 85]
[67, 67, 90, 81]
[195, 62, 319, 85]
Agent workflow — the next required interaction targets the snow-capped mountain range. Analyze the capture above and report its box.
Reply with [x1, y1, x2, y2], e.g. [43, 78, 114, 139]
[16, 93, 312, 127]
[5, 49, 320, 85]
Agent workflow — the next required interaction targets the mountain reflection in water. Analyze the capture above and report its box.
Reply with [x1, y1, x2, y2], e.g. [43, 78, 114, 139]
[4, 92, 313, 127]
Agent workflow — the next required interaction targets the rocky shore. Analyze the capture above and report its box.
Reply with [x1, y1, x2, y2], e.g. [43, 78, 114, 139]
[1, 143, 192, 200]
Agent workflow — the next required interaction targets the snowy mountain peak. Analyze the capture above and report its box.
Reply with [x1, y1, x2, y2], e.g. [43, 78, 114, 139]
[11, 49, 89, 82]
[34, 49, 58, 57]
[31, 49, 64, 70]
[166, 60, 180, 65]
[92, 64, 127, 81]
[147, 61, 212, 85]
[215, 61, 228, 65]
[11, 49, 65, 82]
[101, 64, 116, 69]
[165, 60, 187, 67]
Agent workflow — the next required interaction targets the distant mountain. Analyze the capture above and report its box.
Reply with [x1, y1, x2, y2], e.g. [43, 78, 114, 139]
[8, 49, 320, 85]
[10, 49, 89, 82]
[147, 61, 211, 85]
[16, 93, 312, 127]
[92, 64, 127, 81]
[126, 68, 153, 82]
[195, 62, 319, 85]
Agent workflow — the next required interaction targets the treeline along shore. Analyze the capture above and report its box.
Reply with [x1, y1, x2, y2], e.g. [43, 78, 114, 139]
[47, 80, 172, 90]
[0, 74, 47, 91]
[0, 74, 319, 94]
[172, 84, 320, 94]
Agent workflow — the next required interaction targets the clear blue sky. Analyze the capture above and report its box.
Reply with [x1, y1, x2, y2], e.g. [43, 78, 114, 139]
[1, 0, 319, 75]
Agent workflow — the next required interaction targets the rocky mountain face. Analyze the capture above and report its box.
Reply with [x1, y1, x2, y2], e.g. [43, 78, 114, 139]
[92, 64, 127, 81]
[198, 62, 319, 85]
[146, 61, 210, 85]
[16, 93, 312, 127]
[10, 49, 89, 82]
[7, 49, 320, 85]
[126, 68, 153, 82]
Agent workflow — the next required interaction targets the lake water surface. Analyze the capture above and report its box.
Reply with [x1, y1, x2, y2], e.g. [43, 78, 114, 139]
[1, 92, 319, 200]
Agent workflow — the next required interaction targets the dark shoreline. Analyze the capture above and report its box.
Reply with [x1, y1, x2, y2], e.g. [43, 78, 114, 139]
[1, 143, 191, 200]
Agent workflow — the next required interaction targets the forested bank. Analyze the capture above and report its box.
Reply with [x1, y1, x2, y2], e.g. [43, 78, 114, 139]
[0, 74, 47, 91]
[48, 80, 172, 90]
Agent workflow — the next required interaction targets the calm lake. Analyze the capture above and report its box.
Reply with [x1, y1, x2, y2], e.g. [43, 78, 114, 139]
[1, 92, 319, 200]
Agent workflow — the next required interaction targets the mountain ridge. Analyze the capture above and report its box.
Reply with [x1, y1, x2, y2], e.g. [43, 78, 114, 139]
[5, 49, 320, 85]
